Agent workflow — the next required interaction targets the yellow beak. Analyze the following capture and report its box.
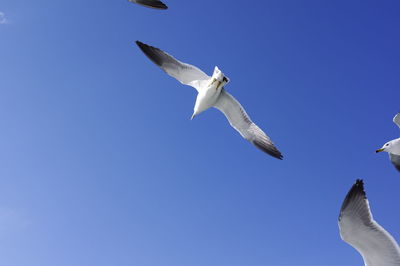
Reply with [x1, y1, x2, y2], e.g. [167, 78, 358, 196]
[376, 148, 385, 153]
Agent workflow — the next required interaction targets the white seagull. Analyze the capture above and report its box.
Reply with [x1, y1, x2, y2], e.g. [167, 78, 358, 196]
[338, 179, 400, 266]
[135, 41, 283, 159]
[376, 113, 400, 172]
[128, 0, 167, 9]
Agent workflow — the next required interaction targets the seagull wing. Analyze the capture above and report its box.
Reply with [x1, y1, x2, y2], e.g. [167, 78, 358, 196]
[128, 0, 168, 9]
[389, 153, 400, 172]
[213, 89, 283, 159]
[136, 41, 210, 92]
[339, 179, 400, 266]
[394, 113, 400, 129]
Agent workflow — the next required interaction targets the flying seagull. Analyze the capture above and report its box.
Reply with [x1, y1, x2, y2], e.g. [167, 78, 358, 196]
[376, 113, 400, 171]
[338, 179, 400, 266]
[135, 41, 283, 159]
[128, 0, 167, 9]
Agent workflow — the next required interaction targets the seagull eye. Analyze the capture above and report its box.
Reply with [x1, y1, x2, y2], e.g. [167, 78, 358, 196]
[386, 143, 389, 146]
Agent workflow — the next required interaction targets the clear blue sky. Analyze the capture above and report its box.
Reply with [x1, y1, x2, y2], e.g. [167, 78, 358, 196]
[1, 1, 400, 265]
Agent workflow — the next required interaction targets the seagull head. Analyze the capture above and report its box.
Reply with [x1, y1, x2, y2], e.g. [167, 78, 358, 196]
[210, 66, 230, 89]
[376, 139, 400, 154]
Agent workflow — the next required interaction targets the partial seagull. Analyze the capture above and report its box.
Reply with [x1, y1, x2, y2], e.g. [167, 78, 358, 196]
[135, 41, 283, 159]
[376, 113, 400, 171]
[128, 0, 167, 9]
[338, 179, 400, 266]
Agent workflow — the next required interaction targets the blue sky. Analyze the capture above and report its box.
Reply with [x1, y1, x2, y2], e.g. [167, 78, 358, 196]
[1, 0, 400, 265]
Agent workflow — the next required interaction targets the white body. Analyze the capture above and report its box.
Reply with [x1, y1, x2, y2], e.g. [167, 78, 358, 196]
[192, 66, 227, 118]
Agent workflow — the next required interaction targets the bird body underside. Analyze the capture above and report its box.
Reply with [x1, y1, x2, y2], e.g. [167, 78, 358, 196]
[193, 79, 223, 116]
[389, 153, 400, 171]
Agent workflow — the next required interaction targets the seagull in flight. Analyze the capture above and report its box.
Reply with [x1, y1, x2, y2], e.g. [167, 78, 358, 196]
[376, 113, 400, 171]
[128, 0, 167, 9]
[135, 41, 283, 159]
[338, 179, 400, 266]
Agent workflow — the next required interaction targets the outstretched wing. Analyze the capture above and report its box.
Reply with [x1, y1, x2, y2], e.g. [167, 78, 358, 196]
[389, 153, 400, 172]
[339, 179, 400, 266]
[136, 41, 210, 92]
[213, 89, 283, 159]
[393, 113, 400, 129]
[128, 0, 168, 9]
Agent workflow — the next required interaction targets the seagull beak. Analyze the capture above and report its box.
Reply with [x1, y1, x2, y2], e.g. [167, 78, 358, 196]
[376, 148, 385, 153]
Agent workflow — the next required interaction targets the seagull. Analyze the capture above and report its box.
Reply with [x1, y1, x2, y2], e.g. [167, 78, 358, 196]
[128, 0, 167, 9]
[338, 179, 400, 266]
[135, 41, 283, 159]
[376, 113, 400, 171]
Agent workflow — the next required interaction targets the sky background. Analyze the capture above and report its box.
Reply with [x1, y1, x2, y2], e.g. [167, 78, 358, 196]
[1, 1, 400, 265]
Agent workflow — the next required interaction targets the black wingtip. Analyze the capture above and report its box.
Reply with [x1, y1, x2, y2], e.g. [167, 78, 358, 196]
[252, 140, 283, 160]
[353, 179, 365, 194]
[346, 179, 366, 201]
[339, 179, 366, 220]
[129, 0, 168, 10]
[148, 1, 168, 9]
[135, 40, 164, 67]
[135, 40, 145, 48]
[135, 40, 147, 54]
